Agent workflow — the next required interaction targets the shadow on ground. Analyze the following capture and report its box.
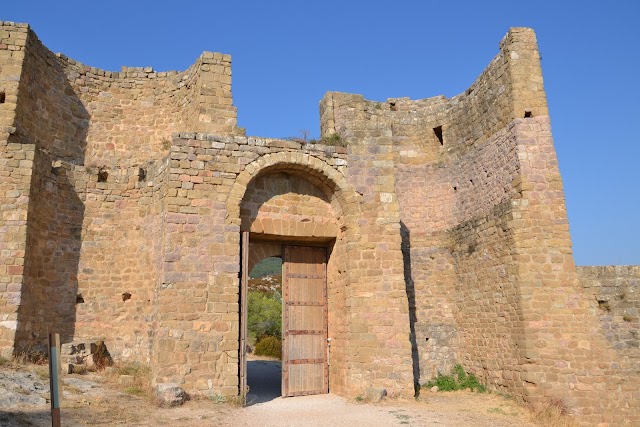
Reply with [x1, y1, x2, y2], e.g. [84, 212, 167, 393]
[246, 359, 281, 406]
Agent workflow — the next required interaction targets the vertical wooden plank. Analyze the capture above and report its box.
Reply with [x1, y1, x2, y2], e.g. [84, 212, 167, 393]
[282, 245, 328, 397]
[321, 248, 329, 393]
[282, 245, 289, 397]
[48, 332, 61, 427]
[239, 231, 249, 400]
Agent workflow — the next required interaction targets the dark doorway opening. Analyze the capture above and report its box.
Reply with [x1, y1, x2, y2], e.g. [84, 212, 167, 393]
[246, 256, 283, 405]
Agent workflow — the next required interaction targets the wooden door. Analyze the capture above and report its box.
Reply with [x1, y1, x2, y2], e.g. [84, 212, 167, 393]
[282, 245, 328, 397]
[239, 232, 249, 399]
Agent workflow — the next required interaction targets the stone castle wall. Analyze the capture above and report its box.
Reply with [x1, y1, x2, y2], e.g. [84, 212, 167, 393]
[578, 266, 640, 353]
[1, 21, 638, 425]
[10, 22, 241, 167]
[318, 27, 639, 425]
[144, 134, 413, 396]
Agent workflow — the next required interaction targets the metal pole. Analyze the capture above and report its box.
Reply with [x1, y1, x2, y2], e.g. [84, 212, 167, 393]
[48, 333, 61, 427]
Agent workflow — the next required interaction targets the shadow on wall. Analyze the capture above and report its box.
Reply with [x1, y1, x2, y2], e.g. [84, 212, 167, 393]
[15, 154, 85, 353]
[11, 32, 91, 165]
[400, 221, 420, 395]
[12, 62, 89, 352]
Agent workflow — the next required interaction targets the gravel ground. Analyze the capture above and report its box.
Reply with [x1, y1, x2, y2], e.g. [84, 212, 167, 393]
[0, 360, 538, 427]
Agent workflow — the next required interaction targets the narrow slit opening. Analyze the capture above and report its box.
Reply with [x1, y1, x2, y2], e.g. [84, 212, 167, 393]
[524, 110, 532, 118]
[433, 126, 443, 145]
[98, 169, 108, 183]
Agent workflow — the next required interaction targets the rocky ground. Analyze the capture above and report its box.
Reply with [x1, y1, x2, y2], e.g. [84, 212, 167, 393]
[0, 360, 552, 427]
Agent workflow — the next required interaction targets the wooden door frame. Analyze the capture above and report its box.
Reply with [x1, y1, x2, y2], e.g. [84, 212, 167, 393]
[239, 235, 331, 399]
[239, 231, 249, 399]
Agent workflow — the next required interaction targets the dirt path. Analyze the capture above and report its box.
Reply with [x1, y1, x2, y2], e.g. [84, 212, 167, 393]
[237, 392, 536, 427]
[1, 391, 538, 427]
[1, 361, 539, 427]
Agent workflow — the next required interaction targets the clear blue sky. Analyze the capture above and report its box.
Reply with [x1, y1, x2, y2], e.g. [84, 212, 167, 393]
[4, 1, 639, 265]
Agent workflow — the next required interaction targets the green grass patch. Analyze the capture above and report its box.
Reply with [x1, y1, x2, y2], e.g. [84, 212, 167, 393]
[424, 364, 487, 393]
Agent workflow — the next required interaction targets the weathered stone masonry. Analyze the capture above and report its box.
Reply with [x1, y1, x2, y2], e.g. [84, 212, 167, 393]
[1, 22, 638, 425]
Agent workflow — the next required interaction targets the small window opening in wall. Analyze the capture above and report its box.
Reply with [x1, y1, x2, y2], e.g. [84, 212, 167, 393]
[425, 337, 430, 343]
[122, 292, 132, 302]
[470, 179, 474, 185]
[433, 126, 443, 145]
[524, 110, 532, 118]
[453, 186, 457, 191]
[0, 91, 5, 104]
[389, 102, 397, 111]
[98, 169, 108, 183]
[138, 168, 146, 182]
[76, 294, 84, 304]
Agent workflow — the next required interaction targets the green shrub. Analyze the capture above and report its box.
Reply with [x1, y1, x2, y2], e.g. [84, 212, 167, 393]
[254, 336, 282, 359]
[248, 291, 282, 341]
[428, 374, 459, 391]
[424, 364, 486, 393]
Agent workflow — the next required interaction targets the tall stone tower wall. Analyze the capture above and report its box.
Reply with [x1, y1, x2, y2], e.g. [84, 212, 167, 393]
[320, 28, 639, 425]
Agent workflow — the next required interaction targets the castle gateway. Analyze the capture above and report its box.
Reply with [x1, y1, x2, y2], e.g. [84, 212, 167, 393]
[0, 23, 638, 425]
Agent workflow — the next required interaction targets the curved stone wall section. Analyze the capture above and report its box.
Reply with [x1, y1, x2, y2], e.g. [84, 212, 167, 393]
[15, 152, 168, 360]
[320, 28, 547, 161]
[396, 119, 524, 386]
[5, 22, 241, 168]
[320, 28, 546, 389]
[11, 26, 89, 162]
[56, 53, 240, 167]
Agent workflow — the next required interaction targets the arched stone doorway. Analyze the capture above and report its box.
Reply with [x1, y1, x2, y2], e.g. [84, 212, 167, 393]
[239, 168, 340, 398]
[225, 150, 414, 400]
[226, 152, 357, 398]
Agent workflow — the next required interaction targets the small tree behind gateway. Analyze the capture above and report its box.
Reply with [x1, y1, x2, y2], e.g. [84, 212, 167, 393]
[247, 257, 283, 359]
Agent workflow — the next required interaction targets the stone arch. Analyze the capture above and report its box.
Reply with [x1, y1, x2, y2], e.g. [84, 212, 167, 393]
[226, 151, 360, 230]
[230, 150, 366, 397]
[247, 242, 282, 275]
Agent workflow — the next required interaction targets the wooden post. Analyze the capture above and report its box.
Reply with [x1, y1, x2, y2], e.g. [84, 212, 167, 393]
[48, 333, 61, 427]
